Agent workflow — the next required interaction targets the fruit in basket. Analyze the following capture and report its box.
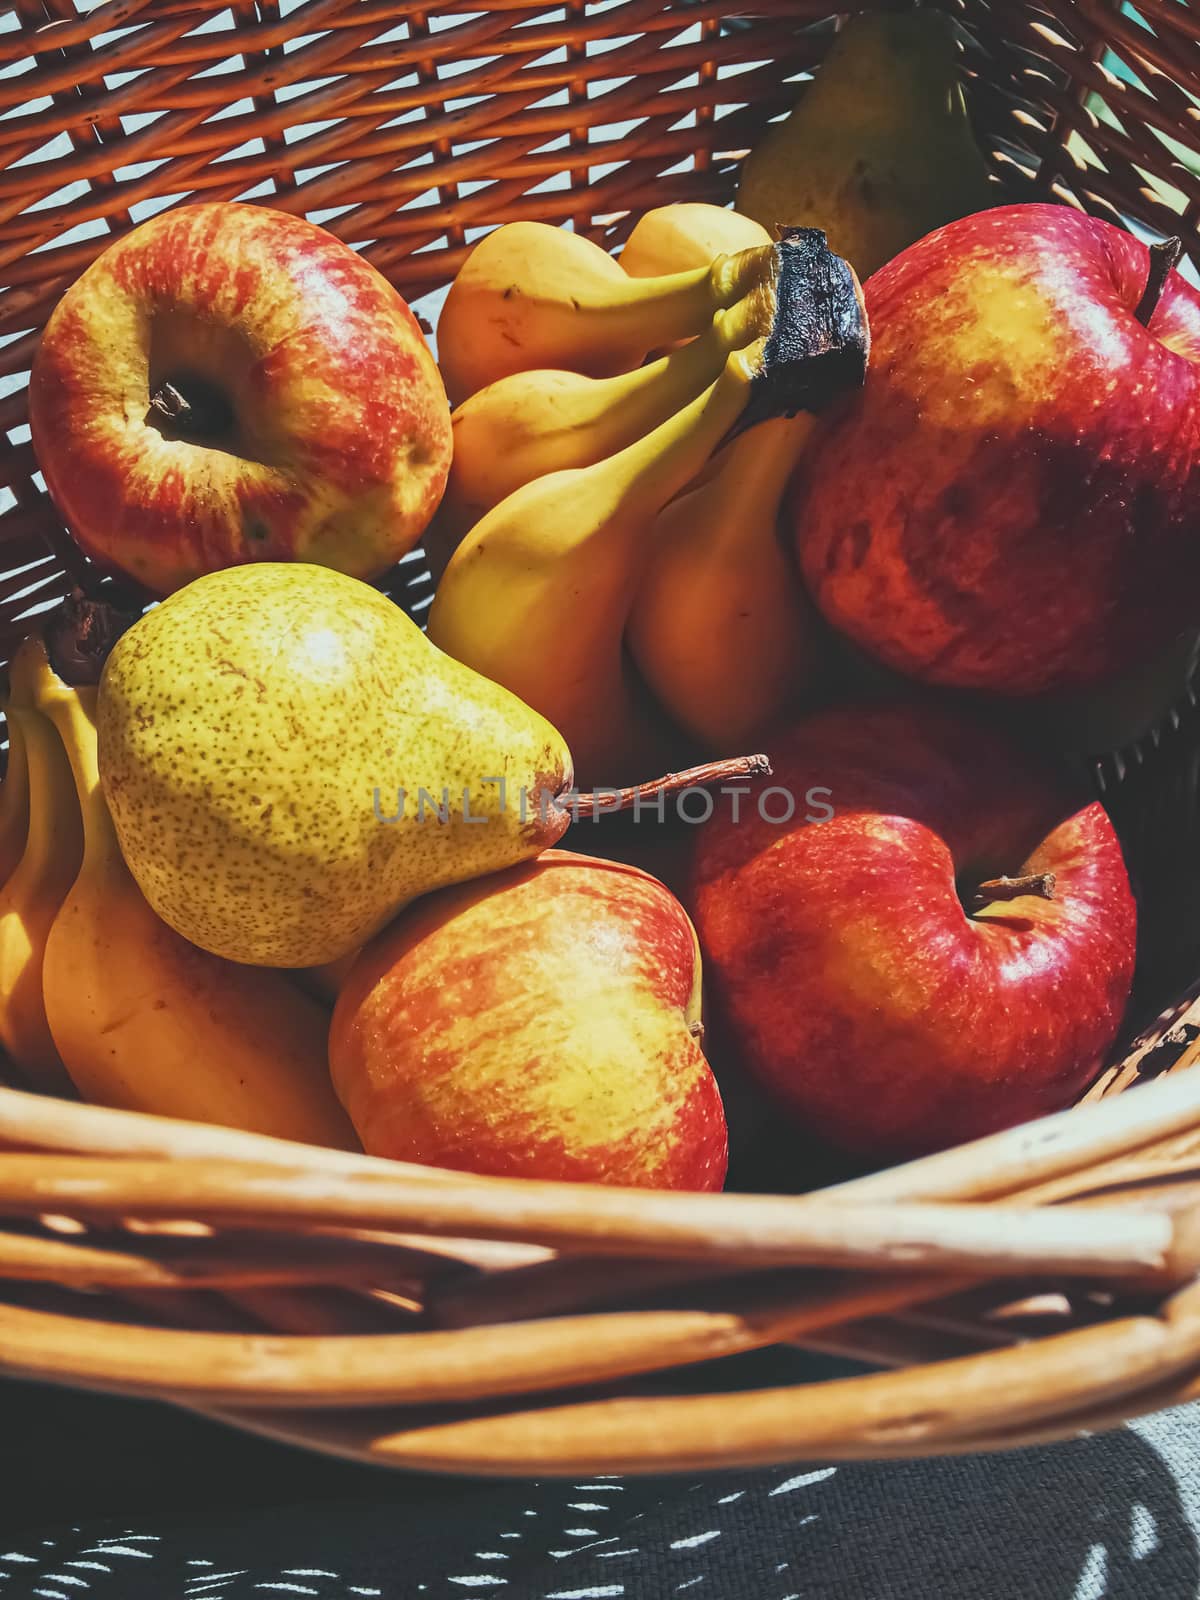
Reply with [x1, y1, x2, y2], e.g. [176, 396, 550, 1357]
[97, 563, 572, 968]
[795, 205, 1200, 695]
[330, 850, 727, 1189]
[627, 415, 820, 748]
[620, 202, 772, 279]
[426, 292, 770, 581]
[430, 236, 869, 785]
[737, 9, 996, 280]
[436, 219, 778, 403]
[0, 693, 29, 888]
[431, 357, 734, 781]
[686, 701, 1137, 1160]
[29, 203, 451, 596]
[33, 640, 358, 1145]
[429, 359, 751, 785]
[0, 641, 82, 1094]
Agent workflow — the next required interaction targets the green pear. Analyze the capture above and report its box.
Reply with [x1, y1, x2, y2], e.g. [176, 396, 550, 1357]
[737, 9, 998, 281]
[97, 563, 573, 967]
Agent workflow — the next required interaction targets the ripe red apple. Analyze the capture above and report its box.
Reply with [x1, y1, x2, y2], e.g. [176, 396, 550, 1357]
[685, 701, 1136, 1159]
[30, 203, 451, 594]
[329, 850, 727, 1189]
[795, 203, 1200, 694]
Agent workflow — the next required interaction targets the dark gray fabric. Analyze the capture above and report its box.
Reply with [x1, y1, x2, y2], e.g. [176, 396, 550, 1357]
[2, 1373, 1198, 1600]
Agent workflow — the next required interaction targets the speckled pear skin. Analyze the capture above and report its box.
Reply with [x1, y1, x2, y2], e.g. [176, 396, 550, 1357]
[97, 563, 571, 967]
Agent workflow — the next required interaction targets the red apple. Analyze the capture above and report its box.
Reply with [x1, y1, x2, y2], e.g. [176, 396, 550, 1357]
[685, 701, 1136, 1159]
[795, 203, 1200, 694]
[30, 203, 451, 594]
[329, 849, 727, 1189]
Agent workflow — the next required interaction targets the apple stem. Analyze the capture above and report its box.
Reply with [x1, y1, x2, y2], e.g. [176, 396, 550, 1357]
[1134, 237, 1183, 327]
[148, 375, 234, 441]
[150, 380, 192, 425]
[570, 754, 772, 816]
[973, 871, 1057, 907]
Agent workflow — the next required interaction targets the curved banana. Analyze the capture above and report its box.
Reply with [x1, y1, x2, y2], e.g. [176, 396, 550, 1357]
[35, 646, 358, 1147]
[436, 220, 772, 403]
[627, 416, 821, 749]
[428, 348, 762, 787]
[0, 689, 29, 889]
[0, 640, 84, 1093]
[428, 295, 768, 581]
[620, 203, 773, 280]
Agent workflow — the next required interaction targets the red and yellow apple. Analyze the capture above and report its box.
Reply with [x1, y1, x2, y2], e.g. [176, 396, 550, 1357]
[30, 202, 451, 594]
[686, 701, 1136, 1159]
[329, 849, 728, 1189]
[795, 203, 1200, 694]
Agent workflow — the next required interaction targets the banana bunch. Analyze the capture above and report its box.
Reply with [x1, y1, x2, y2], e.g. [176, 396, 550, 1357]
[0, 635, 356, 1148]
[0, 641, 82, 1093]
[0, 691, 29, 886]
[428, 204, 869, 779]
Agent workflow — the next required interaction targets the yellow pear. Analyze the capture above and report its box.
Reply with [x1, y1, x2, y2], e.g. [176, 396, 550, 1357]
[97, 564, 573, 967]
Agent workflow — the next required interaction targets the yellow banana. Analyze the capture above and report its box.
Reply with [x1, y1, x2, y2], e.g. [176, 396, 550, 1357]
[0, 641, 84, 1093]
[620, 204, 773, 280]
[427, 294, 769, 582]
[0, 689, 29, 888]
[627, 416, 821, 749]
[436, 220, 773, 403]
[428, 348, 762, 787]
[35, 645, 358, 1147]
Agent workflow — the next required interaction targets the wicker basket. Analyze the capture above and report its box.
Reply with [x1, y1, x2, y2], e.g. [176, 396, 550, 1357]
[2, 0, 1200, 1477]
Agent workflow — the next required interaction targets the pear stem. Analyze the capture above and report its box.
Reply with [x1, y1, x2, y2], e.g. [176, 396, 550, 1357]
[1134, 237, 1182, 327]
[972, 871, 1056, 907]
[571, 754, 772, 816]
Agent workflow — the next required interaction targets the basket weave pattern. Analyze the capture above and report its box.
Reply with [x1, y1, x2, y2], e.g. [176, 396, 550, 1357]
[1, 0, 1200, 1474]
